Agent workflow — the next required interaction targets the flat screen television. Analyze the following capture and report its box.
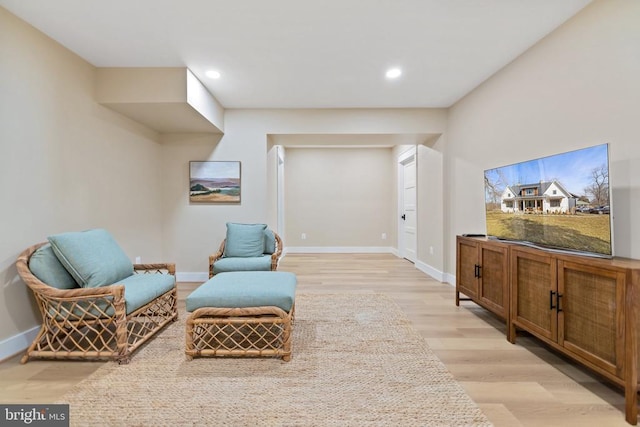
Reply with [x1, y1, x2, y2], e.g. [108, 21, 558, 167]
[483, 143, 613, 258]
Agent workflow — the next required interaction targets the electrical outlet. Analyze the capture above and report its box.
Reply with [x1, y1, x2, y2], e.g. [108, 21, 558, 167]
[301, 233, 306, 240]
[429, 247, 434, 255]
[381, 233, 387, 240]
[135, 256, 141, 264]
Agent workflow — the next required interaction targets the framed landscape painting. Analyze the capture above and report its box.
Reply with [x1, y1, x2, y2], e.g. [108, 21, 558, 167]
[189, 161, 241, 203]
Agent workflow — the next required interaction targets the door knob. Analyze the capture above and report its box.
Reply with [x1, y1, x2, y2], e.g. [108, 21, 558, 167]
[401, 214, 406, 220]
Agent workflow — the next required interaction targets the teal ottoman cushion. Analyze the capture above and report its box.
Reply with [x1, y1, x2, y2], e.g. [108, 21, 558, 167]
[212, 255, 272, 275]
[186, 271, 297, 313]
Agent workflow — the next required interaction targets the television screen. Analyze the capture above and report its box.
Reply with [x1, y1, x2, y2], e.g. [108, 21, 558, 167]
[484, 143, 612, 257]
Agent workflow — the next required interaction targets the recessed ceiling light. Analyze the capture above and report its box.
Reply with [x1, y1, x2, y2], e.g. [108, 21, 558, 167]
[385, 68, 402, 79]
[205, 70, 221, 79]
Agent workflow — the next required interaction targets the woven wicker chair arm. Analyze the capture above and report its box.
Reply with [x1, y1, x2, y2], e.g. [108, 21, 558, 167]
[16, 243, 124, 298]
[33, 282, 125, 300]
[209, 252, 223, 264]
[133, 263, 176, 275]
[208, 239, 226, 278]
[269, 232, 283, 270]
[209, 239, 226, 263]
[273, 233, 283, 258]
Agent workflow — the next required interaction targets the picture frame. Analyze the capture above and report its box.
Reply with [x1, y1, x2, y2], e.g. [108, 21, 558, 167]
[189, 161, 241, 203]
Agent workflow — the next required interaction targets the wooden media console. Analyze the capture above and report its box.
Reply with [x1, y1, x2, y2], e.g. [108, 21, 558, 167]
[456, 235, 640, 425]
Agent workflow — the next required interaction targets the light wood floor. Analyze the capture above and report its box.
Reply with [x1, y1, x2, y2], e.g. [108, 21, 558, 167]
[0, 253, 633, 426]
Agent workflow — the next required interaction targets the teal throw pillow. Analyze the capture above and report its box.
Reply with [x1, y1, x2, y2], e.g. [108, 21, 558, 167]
[48, 229, 134, 288]
[28, 244, 79, 289]
[264, 229, 276, 254]
[224, 223, 267, 258]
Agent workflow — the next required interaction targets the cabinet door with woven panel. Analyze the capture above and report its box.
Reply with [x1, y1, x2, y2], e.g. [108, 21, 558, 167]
[456, 237, 479, 301]
[558, 260, 626, 377]
[478, 243, 509, 318]
[510, 247, 557, 342]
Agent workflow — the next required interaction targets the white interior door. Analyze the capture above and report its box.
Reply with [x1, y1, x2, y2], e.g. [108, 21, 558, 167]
[399, 149, 417, 263]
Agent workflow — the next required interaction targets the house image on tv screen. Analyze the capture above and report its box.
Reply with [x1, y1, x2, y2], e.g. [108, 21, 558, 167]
[500, 180, 576, 213]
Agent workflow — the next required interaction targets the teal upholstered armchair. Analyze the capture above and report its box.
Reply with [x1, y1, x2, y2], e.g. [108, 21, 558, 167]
[16, 229, 177, 364]
[209, 223, 283, 278]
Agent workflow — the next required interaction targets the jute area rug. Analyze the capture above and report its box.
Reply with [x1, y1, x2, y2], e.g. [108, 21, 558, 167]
[58, 293, 492, 426]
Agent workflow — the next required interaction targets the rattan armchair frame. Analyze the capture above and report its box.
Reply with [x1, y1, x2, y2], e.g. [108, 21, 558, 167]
[16, 242, 178, 364]
[208, 232, 283, 278]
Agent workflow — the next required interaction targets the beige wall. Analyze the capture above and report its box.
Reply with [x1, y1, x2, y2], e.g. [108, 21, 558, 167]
[0, 8, 164, 348]
[444, 0, 640, 277]
[266, 142, 279, 235]
[159, 109, 447, 275]
[284, 147, 394, 248]
[417, 140, 445, 276]
[159, 128, 263, 275]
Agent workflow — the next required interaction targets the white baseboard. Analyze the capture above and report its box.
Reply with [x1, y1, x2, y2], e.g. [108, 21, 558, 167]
[284, 246, 396, 254]
[415, 261, 455, 286]
[176, 272, 209, 283]
[443, 272, 456, 287]
[0, 326, 39, 362]
[415, 260, 445, 282]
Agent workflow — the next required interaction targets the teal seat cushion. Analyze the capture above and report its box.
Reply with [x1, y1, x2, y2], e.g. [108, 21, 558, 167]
[48, 229, 133, 288]
[224, 223, 267, 257]
[119, 273, 175, 314]
[50, 273, 175, 319]
[28, 244, 79, 289]
[264, 229, 276, 254]
[186, 271, 297, 313]
[213, 255, 272, 275]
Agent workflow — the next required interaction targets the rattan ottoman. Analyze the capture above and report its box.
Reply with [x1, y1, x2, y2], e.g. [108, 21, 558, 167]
[185, 271, 297, 361]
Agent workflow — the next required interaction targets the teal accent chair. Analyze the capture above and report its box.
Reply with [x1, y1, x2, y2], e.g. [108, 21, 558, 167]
[209, 223, 283, 278]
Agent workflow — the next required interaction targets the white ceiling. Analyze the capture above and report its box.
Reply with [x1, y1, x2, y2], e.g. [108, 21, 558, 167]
[1, 0, 592, 109]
